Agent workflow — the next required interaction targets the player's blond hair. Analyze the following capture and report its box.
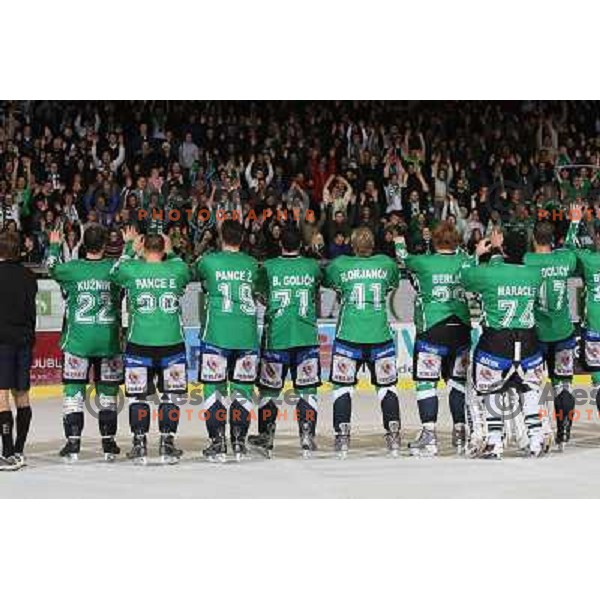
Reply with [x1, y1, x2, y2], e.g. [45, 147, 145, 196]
[351, 227, 375, 257]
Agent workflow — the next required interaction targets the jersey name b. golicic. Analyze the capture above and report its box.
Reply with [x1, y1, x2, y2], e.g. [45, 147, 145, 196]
[257, 255, 321, 350]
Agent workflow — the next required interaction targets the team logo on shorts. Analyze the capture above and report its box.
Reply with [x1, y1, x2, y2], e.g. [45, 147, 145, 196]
[207, 356, 221, 372]
[265, 363, 277, 378]
[302, 363, 314, 376]
[479, 367, 494, 381]
[127, 371, 140, 384]
[241, 357, 254, 373]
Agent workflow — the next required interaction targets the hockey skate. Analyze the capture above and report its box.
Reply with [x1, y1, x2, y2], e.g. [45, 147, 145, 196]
[480, 437, 503, 460]
[334, 423, 350, 459]
[248, 423, 276, 459]
[102, 437, 121, 462]
[529, 432, 546, 458]
[452, 423, 467, 454]
[59, 437, 81, 463]
[0, 456, 22, 471]
[126, 434, 148, 465]
[408, 426, 438, 457]
[159, 434, 183, 465]
[203, 433, 227, 463]
[231, 427, 248, 462]
[13, 453, 26, 468]
[384, 421, 401, 457]
[300, 422, 317, 459]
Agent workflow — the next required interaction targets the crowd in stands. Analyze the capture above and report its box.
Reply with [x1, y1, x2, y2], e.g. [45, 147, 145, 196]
[1, 100, 600, 267]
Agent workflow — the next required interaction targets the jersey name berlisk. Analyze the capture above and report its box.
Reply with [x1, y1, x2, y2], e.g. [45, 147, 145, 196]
[340, 268, 388, 282]
[498, 285, 537, 297]
[432, 273, 459, 285]
[134, 277, 178, 290]
[215, 270, 253, 282]
[76, 280, 112, 292]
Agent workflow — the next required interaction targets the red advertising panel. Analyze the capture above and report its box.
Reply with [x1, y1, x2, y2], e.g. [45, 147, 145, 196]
[31, 331, 62, 385]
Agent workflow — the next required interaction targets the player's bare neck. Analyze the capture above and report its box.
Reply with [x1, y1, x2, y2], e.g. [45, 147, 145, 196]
[222, 244, 240, 253]
[86, 252, 103, 261]
[145, 252, 164, 263]
[534, 245, 552, 254]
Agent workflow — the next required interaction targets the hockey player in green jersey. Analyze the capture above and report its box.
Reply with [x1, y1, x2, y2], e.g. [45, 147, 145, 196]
[395, 222, 479, 456]
[323, 227, 400, 457]
[524, 221, 577, 449]
[110, 227, 191, 464]
[461, 229, 545, 459]
[47, 225, 123, 462]
[564, 202, 600, 413]
[194, 220, 259, 461]
[249, 227, 322, 458]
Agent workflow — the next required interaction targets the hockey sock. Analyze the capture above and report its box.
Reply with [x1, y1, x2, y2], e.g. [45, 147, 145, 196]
[128, 400, 151, 436]
[296, 387, 318, 435]
[378, 386, 400, 431]
[0, 410, 14, 458]
[332, 386, 353, 433]
[552, 380, 574, 427]
[230, 382, 254, 439]
[63, 383, 86, 439]
[448, 379, 466, 424]
[159, 402, 180, 435]
[257, 389, 279, 433]
[14, 406, 32, 454]
[204, 383, 227, 438]
[415, 381, 438, 424]
[97, 383, 118, 438]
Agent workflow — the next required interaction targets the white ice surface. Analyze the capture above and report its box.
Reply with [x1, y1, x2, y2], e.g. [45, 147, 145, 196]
[3, 390, 600, 498]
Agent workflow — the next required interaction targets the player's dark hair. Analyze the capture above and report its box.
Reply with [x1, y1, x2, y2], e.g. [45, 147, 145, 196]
[504, 229, 528, 264]
[280, 227, 302, 253]
[83, 224, 108, 254]
[533, 220, 554, 247]
[221, 220, 244, 248]
[144, 233, 165, 254]
[0, 230, 20, 260]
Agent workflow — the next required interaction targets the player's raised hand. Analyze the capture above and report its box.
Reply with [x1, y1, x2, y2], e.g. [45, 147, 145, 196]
[570, 201, 584, 223]
[122, 225, 137, 243]
[475, 238, 491, 257]
[49, 229, 63, 245]
[133, 234, 145, 256]
[162, 233, 173, 255]
[490, 228, 504, 249]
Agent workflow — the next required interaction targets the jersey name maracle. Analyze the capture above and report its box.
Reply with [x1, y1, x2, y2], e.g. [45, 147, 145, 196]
[498, 285, 537, 297]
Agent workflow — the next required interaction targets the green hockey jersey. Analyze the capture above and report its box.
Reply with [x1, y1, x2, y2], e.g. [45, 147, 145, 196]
[565, 219, 600, 331]
[47, 243, 121, 357]
[110, 246, 191, 346]
[323, 254, 399, 344]
[523, 250, 577, 342]
[194, 250, 259, 350]
[256, 255, 322, 350]
[396, 240, 474, 333]
[461, 256, 542, 330]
